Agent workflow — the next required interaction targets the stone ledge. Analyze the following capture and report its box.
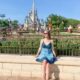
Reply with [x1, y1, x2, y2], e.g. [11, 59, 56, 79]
[0, 54, 80, 66]
[0, 54, 80, 80]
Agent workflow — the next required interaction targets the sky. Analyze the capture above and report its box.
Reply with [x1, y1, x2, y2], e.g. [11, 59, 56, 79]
[0, 0, 80, 24]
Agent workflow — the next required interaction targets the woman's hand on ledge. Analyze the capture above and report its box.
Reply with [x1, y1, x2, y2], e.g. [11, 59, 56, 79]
[35, 54, 39, 58]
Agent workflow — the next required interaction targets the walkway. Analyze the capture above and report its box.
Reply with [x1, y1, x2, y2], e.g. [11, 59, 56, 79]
[0, 76, 41, 80]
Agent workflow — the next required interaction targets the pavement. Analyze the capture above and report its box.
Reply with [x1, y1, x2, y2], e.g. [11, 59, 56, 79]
[0, 76, 41, 80]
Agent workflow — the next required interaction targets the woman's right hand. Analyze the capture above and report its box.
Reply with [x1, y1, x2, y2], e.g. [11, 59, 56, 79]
[35, 54, 39, 58]
[53, 53, 57, 57]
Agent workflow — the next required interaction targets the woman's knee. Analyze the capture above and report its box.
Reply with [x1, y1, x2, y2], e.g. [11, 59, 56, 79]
[46, 63, 50, 68]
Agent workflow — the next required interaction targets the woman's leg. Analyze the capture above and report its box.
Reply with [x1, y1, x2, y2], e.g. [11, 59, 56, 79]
[42, 60, 47, 80]
[46, 63, 50, 80]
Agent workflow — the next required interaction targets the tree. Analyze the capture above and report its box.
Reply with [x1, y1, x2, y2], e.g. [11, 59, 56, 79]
[47, 14, 67, 31]
[0, 14, 5, 19]
[11, 20, 18, 29]
[0, 19, 19, 29]
[47, 14, 80, 32]
[67, 19, 80, 28]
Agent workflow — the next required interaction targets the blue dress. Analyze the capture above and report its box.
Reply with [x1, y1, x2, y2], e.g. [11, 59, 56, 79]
[36, 41, 57, 64]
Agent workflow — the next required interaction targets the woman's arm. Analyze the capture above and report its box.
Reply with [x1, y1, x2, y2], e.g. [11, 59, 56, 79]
[51, 40, 56, 57]
[36, 39, 43, 57]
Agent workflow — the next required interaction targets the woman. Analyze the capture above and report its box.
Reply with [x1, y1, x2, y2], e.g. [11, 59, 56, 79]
[35, 30, 57, 80]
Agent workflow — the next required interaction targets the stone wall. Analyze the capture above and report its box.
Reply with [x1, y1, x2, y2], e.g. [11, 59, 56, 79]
[0, 55, 80, 80]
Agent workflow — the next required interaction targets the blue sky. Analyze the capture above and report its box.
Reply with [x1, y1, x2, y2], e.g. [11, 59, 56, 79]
[0, 0, 80, 24]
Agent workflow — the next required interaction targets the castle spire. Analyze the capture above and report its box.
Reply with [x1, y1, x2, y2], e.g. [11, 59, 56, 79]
[24, 0, 41, 31]
[32, 0, 35, 10]
[32, 0, 35, 22]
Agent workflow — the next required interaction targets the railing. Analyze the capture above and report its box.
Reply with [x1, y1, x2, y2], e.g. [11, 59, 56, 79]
[55, 38, 80, 56]
[0, 35, 80, 56]
[0, 46, 37, 55]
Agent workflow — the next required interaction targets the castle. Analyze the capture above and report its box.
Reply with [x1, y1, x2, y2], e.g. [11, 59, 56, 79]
[23, 0, 46, 32]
